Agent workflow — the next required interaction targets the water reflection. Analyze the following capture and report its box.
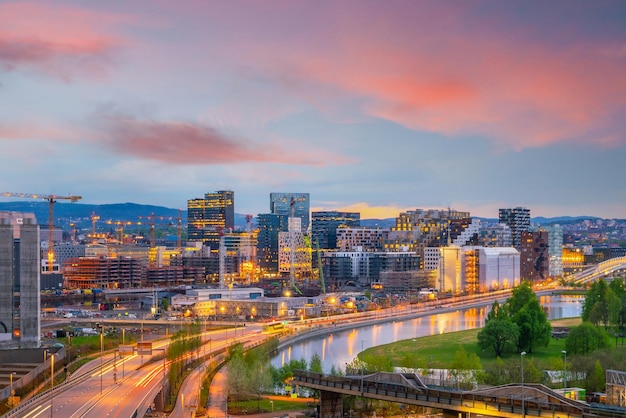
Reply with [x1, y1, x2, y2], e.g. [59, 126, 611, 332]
[271, 295, 582, 373]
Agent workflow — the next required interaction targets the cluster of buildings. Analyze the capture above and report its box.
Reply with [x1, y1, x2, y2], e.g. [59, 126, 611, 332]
[2, 190, 623, 346]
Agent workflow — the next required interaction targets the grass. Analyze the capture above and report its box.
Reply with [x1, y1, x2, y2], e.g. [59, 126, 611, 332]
[364, 317, 581, 369]
[228, 395, 315, 415]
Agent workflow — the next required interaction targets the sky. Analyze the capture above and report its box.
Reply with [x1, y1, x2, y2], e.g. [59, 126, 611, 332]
[1, 0, 625, 220]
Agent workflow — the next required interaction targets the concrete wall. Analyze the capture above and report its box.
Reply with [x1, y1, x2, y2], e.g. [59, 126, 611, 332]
[19, 219, 40, 348]
[0, 220, 14, 336]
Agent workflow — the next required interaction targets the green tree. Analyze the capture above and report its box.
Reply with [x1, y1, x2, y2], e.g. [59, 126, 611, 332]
[565, 322, 611, 355]
[477, 317, 519, 357]
[450, 346, 482, 389]
[582, 279, 609, 323]
[505, 283, 551, 353]
[309, 353, 323, 373]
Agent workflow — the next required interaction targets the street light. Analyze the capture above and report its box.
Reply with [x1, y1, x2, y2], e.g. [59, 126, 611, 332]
[562, 350, 567, 390]
[50, 353, 55, 418]
[100, 324, 104, 394]
[412, 338, 418, 372]
[9, 371, 16, 408]
[521, 351, 526, 418]
[270, 400, 274, 412]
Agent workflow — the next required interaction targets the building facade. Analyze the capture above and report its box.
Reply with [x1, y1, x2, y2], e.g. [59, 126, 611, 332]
[270, 192, 310, 233]
[311, 211, 360, 250]
[499, 207, 531, 251]
[520, 230, 550, 282]
[336, 227, 386, 252]
[256, 213, 289, 274]
[0, 213, 41, 348]
[187, 190, 235, 250]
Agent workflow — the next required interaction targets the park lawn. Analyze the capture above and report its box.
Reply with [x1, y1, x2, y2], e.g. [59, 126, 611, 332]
[364, 317, 581, 369]
[228, 395, 314, 414]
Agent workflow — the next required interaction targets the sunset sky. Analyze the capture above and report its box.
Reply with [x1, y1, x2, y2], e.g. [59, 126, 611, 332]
[1, 0, 625, 219]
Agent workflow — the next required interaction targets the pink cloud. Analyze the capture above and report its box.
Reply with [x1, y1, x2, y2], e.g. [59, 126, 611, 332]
[205, 2, 626, 150]
[94, 110, 348, 166]
[0, 2, 126, 79]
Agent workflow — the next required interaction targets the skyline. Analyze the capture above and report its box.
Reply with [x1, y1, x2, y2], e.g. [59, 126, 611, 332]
[1, 1, 625, 219]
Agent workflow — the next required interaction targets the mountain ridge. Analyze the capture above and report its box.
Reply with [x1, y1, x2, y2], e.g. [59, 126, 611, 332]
[0, 201, 613, 230]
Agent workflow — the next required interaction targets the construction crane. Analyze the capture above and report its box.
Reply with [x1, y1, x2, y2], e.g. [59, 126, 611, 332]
[90, 211, 101, 244]
[1, 192, 82, 272]
[315, 239, 326, 295]
[137, 213, 180, 268]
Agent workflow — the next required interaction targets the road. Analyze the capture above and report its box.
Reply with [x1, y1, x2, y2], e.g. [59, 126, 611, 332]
[9, 325, 265, 418]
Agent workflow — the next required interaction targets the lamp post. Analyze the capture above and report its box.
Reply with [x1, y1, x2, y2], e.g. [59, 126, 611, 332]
[100, 324, 104, 394]
[412, 338, 418, 372]
[270, 400, 274, 412]
[521, 351, 526, 418]
[9, 371, 16, 409]
[562, 350, 567, 390]
[50, 353, 55, 418]
[9, 371, 15, 395]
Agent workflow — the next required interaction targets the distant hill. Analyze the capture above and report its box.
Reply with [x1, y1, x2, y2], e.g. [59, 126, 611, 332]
[0, 201, 614, 231]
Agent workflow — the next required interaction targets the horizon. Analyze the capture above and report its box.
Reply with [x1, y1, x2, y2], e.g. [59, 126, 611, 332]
[0, 199, 616, 221]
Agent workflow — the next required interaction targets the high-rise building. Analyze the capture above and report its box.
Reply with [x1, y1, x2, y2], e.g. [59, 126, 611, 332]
[544, 224, 563, 277]
[188, 190, 235, 251]
[499, 207, 530, 250]
[384, 208, 473, 268]
[520, 230, 549, 282]
[311, 211, 360, 250]
[0, 213, 40, 348]
[270, 193, 310, 233]
[256, 213, 289, 274]
[337, 227, 387, 252]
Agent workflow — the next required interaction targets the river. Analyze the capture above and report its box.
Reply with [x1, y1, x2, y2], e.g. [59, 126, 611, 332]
[271, 294, 584, 373]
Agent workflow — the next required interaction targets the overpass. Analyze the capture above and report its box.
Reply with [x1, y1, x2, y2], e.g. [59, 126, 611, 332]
[293, 370, 626, 418]
[570, 256, 626, 285]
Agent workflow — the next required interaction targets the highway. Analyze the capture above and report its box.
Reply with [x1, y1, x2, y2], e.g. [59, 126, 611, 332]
[6, 325, 266, 418]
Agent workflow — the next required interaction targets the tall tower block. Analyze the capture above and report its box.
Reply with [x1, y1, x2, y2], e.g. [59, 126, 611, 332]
[20, 218, 41, 348]
[0, 218, 13, 340]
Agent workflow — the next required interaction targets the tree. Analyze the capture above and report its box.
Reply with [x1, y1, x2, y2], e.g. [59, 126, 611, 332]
[505, 282, 551, 353]
[449, 346, 482, 389]
[565, 322, 611, 356]
[477, 317, 519, 357]
[582, 279, 609, 323]
[309, 353, 323, 373]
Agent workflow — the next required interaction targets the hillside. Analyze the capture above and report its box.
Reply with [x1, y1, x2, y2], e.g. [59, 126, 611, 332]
[0, 201, 617, 231]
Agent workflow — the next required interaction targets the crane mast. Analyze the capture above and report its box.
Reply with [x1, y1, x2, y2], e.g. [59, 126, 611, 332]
[1, 192, 82, 272]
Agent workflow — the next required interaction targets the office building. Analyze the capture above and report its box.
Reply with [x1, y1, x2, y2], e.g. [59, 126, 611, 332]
[544, 224, 563, 277]
[270, 193, 310, 233]
[0, 212, 40, 348]
[520, 230, 550, 282]
[188, 190, 235, 251]
[256, 213, 289, 274]
[499, 207, 530, 250]
[278, 217, 312, 278]
[337, 227, 387, 252]
[462, 246, 520, 292]
[311, 211, 360, 250]
[384, 208, 475, 267]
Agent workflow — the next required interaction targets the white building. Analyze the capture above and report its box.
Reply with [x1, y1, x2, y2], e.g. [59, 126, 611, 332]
[462, 246, 520, 291]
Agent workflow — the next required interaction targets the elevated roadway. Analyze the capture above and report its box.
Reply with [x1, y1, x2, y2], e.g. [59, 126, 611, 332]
[294, 370, 626, 418]
[570, 256, 626, 285]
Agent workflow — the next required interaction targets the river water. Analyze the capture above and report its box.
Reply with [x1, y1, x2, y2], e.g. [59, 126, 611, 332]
[271, 294, 584, 373]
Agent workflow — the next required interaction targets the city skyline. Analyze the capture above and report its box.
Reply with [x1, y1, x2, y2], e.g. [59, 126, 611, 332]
[1, 1, 625, 219]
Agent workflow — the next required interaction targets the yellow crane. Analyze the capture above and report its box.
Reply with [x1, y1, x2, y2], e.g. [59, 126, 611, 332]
[1, 192, 82, 272]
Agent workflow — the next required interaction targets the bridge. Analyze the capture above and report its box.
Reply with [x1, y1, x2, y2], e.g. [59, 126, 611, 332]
[570, 256, 626, 285]
[293, 370, 626, 418]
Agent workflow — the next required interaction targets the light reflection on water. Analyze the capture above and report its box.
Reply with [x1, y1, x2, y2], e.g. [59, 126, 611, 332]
[271, 295, 582, 373]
